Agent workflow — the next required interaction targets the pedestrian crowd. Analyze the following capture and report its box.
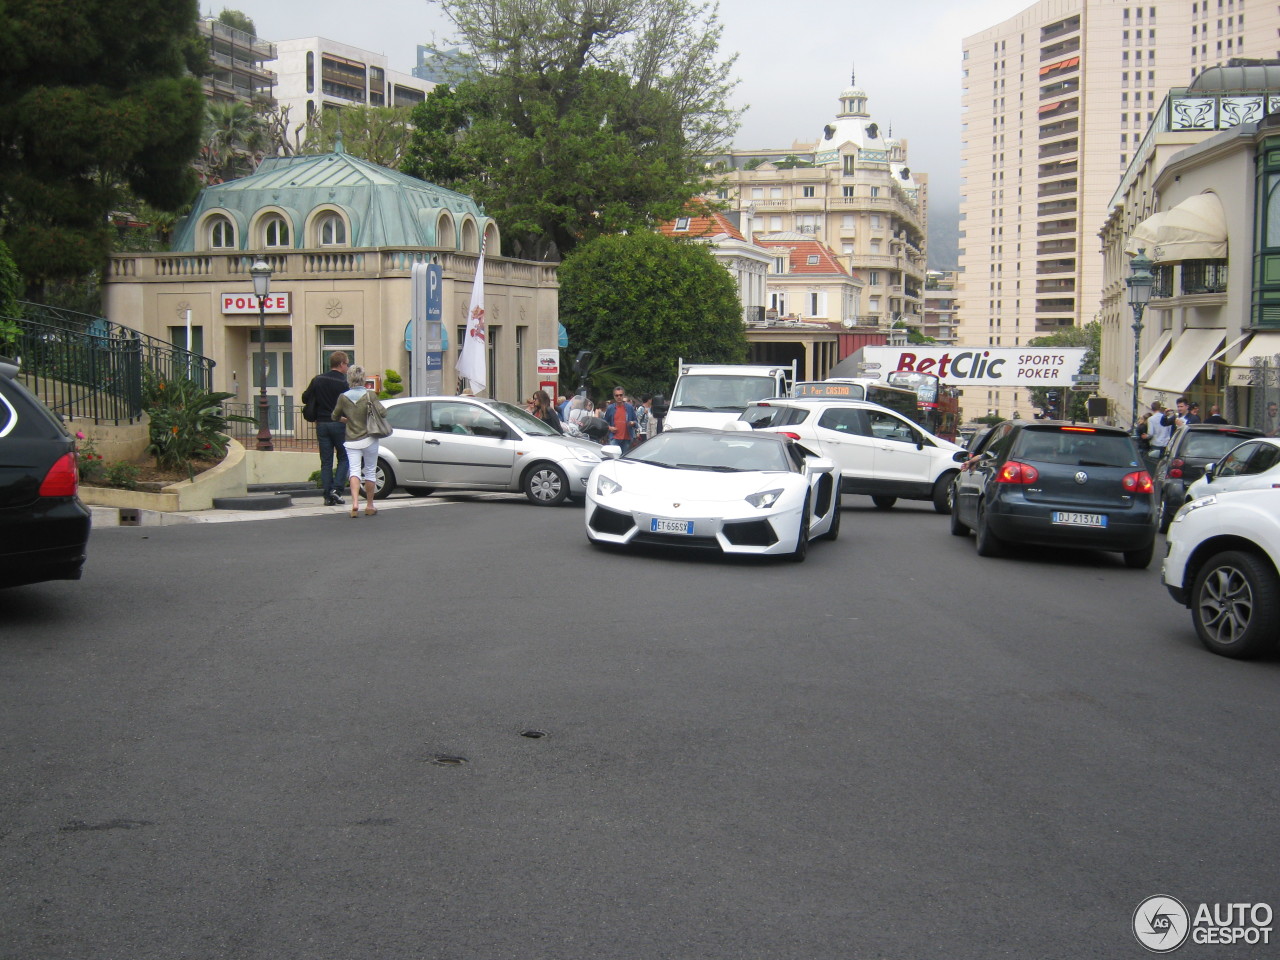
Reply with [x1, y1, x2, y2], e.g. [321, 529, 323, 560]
[525, 386, 660, 452]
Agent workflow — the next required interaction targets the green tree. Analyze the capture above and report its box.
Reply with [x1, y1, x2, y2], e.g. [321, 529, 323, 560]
[403, 0, 740, 259]
[0, 239, 23, 351]
[1026, 322, 1100, 419]
[200, 99, 269, 183]
[301, 105, 416, 169]
[892, 319, 936, 346]
[559, 232, 746, 394]
[0, 0, 206, 286]
[216, 8, 255, 35]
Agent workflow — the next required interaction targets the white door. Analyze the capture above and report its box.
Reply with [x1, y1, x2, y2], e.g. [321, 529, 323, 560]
[809, 406, 877, 480]
[865, 408, 935, 485]
[249, 341, 294, 432]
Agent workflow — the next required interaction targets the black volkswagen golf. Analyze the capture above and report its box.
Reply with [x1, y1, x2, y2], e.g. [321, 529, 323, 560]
[949, 420, 1158, 568]
[0, 357, 91, 587]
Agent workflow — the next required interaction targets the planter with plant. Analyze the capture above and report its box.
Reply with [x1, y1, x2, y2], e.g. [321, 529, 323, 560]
[143, 373, 254, 480]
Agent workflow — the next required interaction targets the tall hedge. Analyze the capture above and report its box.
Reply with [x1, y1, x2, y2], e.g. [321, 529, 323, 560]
[558, 232, 747, 394]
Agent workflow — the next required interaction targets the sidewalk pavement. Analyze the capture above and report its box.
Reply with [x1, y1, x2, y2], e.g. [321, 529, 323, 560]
[88, 493, 451, 527]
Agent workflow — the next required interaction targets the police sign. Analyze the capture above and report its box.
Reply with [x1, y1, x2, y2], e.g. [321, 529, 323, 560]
[221, 292, 291, 314]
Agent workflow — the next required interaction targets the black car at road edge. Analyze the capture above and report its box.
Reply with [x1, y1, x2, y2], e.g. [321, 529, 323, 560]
[0, 357, 91, 588]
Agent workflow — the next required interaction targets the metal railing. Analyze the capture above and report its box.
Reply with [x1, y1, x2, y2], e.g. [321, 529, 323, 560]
[223, 401, 321, 451]
[1181, 260, 1228, 295]
[3, 303, 213, 424]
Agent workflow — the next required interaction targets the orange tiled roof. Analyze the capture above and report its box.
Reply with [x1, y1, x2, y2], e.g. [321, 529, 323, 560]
[755, 237, 849, 275]
[657, 207, 745, 241]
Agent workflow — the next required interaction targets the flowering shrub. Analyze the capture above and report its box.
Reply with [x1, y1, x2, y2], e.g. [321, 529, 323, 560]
[74, 431, 106, 485]
[143, 373, 253, 476]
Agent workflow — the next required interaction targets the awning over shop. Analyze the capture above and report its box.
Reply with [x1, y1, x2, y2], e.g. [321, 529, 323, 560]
[1144, 328, 1226, 394]
[1126, 329, 1173, 387]
[1227, 332, 1280, 386]
[1124, 193, 1228, 262]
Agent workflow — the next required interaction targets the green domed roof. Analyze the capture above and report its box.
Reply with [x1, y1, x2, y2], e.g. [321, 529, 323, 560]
[172, 145, 490, 250]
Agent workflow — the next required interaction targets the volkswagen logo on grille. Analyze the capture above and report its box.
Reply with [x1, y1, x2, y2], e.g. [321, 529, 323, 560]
[1074, 471, 1088, 484]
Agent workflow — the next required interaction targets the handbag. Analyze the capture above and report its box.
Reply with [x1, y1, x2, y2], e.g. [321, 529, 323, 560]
[364, 392, 393, 439]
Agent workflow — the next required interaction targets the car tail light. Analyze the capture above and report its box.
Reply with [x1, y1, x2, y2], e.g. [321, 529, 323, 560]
[996, 460, 1039, 484]
[1123, 470, 1154, 494]
[39, 452, 79, 497]
[1168, 458, 1184, 479]
[780, 432, 802, 440]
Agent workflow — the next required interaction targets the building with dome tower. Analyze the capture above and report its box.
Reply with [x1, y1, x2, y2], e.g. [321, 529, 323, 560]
[705, 77, 929, 333]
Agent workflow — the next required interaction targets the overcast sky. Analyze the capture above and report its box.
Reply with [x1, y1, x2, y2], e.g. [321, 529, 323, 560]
[224, 0, 1037, 258]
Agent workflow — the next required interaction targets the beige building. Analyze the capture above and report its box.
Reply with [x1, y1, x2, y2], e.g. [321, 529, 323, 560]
[922, 271, 961, 345]
[1099, 66, 1280, 430]
[707, 82, 928, 330]
[103, 147, 560, 434]
[958, 0, 1280, 418]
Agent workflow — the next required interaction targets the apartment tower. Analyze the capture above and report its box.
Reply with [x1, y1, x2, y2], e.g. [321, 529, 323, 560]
[958, 0, 1278, 418]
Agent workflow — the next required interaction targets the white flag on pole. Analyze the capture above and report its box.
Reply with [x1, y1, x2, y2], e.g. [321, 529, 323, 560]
[457, 244, 487, 394]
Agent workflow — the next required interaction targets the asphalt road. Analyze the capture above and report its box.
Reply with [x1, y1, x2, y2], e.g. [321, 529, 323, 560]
[3, 494, 1279, 959]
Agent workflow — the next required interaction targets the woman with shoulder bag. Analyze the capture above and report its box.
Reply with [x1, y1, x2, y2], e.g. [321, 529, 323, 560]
[332, 364, 389, 517]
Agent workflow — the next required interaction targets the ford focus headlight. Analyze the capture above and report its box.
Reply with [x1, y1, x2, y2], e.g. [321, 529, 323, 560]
[745, 488, 784, 509]
[596, 474, 622, 496]
[572, 449, 602, 463]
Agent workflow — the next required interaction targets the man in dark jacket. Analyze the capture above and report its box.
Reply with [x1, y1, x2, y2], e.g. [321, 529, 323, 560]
[302, 351, 351, 505]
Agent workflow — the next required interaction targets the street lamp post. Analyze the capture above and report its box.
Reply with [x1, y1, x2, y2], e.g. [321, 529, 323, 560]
[249, 257, 274, 452]
[1126, 248, 1155, 432]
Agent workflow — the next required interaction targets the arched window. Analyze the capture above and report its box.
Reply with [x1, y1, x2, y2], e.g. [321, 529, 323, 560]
[263, 216, 290, 248]
[436, 213, 456, 249]
[306, 51, 315, 94]
[318, 213, 347, 245]
[208, 215, 234, 249]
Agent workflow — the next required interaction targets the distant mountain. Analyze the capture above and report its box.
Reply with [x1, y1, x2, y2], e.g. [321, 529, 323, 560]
[927, 207, 959, 273]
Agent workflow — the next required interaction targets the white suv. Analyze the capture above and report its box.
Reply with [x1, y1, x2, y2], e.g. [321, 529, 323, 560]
[1162, 488, 1280, 659]
[738, 397, 963, 513]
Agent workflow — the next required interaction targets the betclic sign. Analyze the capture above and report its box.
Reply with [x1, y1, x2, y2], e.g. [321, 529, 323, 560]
[221, 292, 292, 314]
[857, 346, 1087, 387]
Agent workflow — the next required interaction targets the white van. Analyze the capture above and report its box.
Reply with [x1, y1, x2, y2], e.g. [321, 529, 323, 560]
[739, 396, 964, 513]
[664, 359, 797, 430]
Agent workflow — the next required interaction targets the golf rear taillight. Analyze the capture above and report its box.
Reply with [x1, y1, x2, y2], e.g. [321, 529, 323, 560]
[39, 452, 79, 497]
[1123, 470, 1153, 494]
[996, 460, 1039, 484]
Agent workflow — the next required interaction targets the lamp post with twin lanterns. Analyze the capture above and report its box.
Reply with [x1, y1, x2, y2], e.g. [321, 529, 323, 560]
[1126, 248, 1155, 433]
[249, 257, 274, 451]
